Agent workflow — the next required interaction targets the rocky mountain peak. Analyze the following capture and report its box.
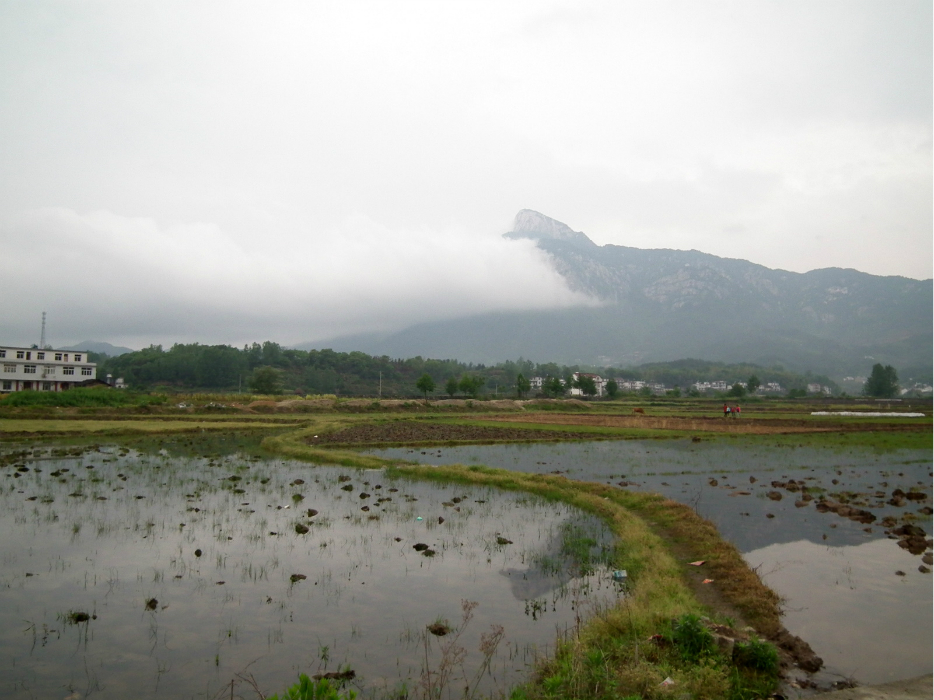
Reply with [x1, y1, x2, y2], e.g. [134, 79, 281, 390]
[504, 210, 594, 247]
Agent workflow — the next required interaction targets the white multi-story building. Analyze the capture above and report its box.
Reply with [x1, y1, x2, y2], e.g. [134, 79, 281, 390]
[0, 346, 97, 393]
[569, 372, 608, 397]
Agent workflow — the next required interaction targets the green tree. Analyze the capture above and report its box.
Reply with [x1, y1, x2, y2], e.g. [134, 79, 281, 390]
[863, 363, 899, 398]
[445, 376, 459, 398]
[459, 374, 484, 398]
[576, 374, 598, 397]
[728, 382, 747, 398]
[415, 373, 436, 399]
[543, 376, 565, 398]
[747, 374, 761, 394]
[516, 373, 531, 398]
[249, 366, 283, 395]
[605, 379, 619, 399]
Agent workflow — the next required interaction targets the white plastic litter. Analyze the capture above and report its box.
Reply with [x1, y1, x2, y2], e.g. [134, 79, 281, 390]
[811, 411, 925, 417]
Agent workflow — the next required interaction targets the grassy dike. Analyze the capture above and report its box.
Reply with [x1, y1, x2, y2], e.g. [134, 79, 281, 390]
[264, 424, 787, 700]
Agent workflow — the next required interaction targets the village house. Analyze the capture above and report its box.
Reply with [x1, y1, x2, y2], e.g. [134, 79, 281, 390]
[0, 346, 97, 393]
[569, 372, 607, 397]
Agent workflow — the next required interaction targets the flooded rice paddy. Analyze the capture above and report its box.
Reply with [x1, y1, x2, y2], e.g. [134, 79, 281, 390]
[368, 439, 933, 686]
[0, 439, 623, 699]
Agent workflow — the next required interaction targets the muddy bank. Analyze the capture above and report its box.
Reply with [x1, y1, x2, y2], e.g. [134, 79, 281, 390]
[487, 413, 927, 434]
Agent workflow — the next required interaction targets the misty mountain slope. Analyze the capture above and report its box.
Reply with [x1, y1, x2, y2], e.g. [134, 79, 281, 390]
[311, 211, 932, 377]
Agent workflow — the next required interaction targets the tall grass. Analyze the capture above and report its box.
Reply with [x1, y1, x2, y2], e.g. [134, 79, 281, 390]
[0, 388, 166, 408]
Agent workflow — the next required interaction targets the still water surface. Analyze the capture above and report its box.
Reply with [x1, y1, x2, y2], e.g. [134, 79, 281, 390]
[0, 440, 621, 699]
[368, 439, 933, 685]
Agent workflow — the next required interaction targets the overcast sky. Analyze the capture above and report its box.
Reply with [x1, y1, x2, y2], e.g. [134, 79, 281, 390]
[1, 1, 931, 350]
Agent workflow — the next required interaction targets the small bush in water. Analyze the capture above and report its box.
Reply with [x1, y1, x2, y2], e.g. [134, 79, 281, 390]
[268, 674, 356, 700]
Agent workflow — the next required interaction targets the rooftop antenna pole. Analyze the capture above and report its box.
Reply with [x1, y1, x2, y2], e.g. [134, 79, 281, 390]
[39, 311, 47, 349]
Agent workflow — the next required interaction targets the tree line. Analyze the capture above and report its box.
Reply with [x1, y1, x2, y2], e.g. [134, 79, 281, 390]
[90, 342, 848, 398]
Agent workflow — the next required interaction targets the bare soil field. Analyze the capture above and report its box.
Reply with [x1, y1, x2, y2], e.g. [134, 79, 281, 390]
[310, 421, 594, 446]
[486, 413, 926, 434]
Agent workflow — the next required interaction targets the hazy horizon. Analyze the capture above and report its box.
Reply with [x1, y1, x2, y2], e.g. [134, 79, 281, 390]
[2, 2, 931, 350]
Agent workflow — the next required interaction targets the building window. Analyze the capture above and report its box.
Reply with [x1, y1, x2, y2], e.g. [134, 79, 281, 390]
[23, 365, 36, 374]
[63, 353, 69, 361]
[81, 367, 93, 376]
[3, 364, 14, 373]
[75, 354, 82, 362]
[42, 382, 52, 390]
[45, 367, 56, 375]
[1, 381, 10, 391]
[16, 351, 24, 359]
[23, 381, 33, 390]
[63, 366, 75, 375]
[37, 352, 45, 360]
[0, 350, 5, 358]
[55, 353, 62, 361]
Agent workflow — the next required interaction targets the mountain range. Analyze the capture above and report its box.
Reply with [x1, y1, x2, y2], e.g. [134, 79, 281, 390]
[61, 341, 135, 357]
[308, 210, 932, 381]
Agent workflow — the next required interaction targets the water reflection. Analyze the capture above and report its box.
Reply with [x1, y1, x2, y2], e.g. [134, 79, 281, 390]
[0, 442, 621, 699]
[366, 439, 933, 684]
[745, 538, 933, 685]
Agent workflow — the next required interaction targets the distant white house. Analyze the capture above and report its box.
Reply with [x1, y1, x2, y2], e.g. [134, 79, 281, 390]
[0, 346, 97, 393]
[692, 380, 729, 392]
[569, 372, 607, 397]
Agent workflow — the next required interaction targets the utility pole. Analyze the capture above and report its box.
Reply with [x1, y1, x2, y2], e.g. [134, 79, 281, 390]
[379, 372, 382, 399]
[39, 311, 47, 349]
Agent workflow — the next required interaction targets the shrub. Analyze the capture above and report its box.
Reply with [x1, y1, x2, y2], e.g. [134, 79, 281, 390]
[733, 638, 779, 673]
[267, 674, 356, 700]
[670, 614, 715, 661]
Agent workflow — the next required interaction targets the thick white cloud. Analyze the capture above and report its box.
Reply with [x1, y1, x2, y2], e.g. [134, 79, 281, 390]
[1, 208, 593, 348]
[0, 1, 929, 349]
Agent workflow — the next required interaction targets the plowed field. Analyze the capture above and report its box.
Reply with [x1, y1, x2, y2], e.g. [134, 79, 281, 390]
[311, 421, 593, 446]
[485, 413, 925, 434]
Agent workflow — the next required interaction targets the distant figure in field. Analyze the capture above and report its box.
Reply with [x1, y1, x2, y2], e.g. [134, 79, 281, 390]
[734, 405, 741, 418]
[723, 404, 730, 418]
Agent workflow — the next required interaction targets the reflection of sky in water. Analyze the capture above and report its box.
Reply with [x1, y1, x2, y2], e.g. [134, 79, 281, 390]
[745, 539, 932, 686]
[368, 439, 933, 684]
[371, 440, 932, 551]
[0, 444, 622, 699]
